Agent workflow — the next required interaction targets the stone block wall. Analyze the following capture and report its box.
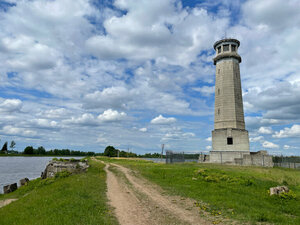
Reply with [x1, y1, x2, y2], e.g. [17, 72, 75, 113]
[242, 152, 273, 167]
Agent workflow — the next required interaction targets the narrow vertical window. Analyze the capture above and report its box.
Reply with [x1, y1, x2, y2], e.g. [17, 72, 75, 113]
[217, 46, 221, 53]
[218, 69, 220, 74]
[218, 108, 220, 115]
[231, 45, 236, 52]
[218, 89, 220, 95]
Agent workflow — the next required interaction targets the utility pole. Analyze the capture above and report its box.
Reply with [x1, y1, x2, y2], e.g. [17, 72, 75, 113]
[161, 144, 164, 159]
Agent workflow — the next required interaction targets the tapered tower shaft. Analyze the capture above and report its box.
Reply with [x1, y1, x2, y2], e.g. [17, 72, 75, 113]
[210, 38, 249, 163]
[213, 39, 245, 130]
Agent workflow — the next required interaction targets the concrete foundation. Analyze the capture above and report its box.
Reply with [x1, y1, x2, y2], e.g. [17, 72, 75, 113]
[212, 128, 249, 151]
[210, 151, 250, 164]
[209, 150, 273, 167]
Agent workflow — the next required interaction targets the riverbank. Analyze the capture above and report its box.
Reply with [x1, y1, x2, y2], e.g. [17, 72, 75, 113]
[0, 154, 87, 157]
[0, 156, 84, 193]
[0, 159, 118, 225]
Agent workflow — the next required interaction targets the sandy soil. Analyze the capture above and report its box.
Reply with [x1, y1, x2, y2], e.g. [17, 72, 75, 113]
[103, 161, 217, 225]
[0, 199, 17, 208]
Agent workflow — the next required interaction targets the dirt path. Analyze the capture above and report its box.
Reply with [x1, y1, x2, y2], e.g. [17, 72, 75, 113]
[0, 199, 17, 208]
[102, 160, 217, 225]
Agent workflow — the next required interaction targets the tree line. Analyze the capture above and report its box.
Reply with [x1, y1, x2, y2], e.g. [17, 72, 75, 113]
[23, 146, 95, 156]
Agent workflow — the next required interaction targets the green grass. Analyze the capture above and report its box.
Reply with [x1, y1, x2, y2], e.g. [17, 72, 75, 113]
[99, 157, 300, 224]
[0, 159, 118, 225]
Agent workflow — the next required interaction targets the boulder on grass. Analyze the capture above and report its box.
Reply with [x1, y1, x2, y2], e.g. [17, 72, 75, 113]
[270, 186, 289, 195]
[19, 178, 29, 186]
[3, 183, 18, 194]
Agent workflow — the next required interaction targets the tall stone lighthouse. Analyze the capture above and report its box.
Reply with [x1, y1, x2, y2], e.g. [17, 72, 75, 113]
[210, 38, 250, 163]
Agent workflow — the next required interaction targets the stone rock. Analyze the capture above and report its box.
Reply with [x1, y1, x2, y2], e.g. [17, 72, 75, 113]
[270, 186, 289, 195]
[19, 178, 29, 186]
[3, 183, 18, 194]
[41, 159, 89, 179]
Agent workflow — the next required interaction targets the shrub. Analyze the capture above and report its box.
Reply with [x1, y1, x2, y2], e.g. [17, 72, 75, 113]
[279, 190, 297, 200]
[55, 170, 72, 178]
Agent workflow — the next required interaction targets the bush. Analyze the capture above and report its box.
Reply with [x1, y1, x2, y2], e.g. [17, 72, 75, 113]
[55, 170, 72, 179]
[104, 146, 118, 157]
[279, 191, 297, 200]
[24, 146, 34, 154]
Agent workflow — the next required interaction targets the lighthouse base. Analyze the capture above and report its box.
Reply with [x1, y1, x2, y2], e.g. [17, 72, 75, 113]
[210, 128, 250, 164]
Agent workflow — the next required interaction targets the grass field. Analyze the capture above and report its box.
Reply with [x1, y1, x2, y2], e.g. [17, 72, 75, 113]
[0, 159, 118, 225]
[99, 157, 300, 224]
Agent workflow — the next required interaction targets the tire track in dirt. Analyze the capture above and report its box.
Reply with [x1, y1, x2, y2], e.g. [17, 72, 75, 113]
[104, 163, 153, 225]
[102, 160, 216, 225]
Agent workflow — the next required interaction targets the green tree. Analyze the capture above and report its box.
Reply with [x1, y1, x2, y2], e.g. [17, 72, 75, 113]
[37, 146, 46, 155]
[104, 146, 118, 157]
[24, 146, 34, 154]
[1, 142, 8, 153]
[10, 140, 16, 151]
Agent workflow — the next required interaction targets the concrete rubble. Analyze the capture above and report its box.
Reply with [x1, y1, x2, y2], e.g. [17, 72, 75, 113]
[269, 186, 289, 195]
[3, 183, 17, 194]
[19, 178, 29, 186]
[41, 159, 89, 179]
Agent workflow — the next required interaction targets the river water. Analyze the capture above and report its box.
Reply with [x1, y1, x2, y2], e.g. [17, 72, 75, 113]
[0, 157, 82, 194]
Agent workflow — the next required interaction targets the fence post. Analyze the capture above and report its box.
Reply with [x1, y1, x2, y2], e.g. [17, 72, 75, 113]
[220, 152, 222, 164]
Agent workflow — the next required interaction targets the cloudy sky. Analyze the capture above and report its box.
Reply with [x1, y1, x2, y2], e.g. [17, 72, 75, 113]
[0, 0, 299, 155]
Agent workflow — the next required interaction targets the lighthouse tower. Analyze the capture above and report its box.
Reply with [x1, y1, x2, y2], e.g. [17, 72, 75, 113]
[210, 38, 250, 163]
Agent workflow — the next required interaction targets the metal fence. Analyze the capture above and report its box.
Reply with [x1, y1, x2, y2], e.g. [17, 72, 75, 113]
[165, 150, 185, 163]
[274, 162, 300, 169]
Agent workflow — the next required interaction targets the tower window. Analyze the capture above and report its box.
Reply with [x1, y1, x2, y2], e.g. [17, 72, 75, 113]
[218, 69, 220, 74]
[227, 137, 233, 145]
[218, 88, 220, 95]
[218, 108, 220, 115]
[223, 44, 229, 52]
[217, 46, 221, 53]
[231, 45, 236, 52]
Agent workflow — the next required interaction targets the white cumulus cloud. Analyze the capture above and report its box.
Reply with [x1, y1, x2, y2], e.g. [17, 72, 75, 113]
[139, 127, 147, 132]
[151, 115, 176, 125]
[273, 124, 300, 138]
[0, 99, 22, 112]
[249, 136, 264, 142]
[262, 141, 279, 149]
[258, 126, 273, 134]
[97, 109, 127, 122]
[192, 86, 214, 96]
[1, 125, 37, 137]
